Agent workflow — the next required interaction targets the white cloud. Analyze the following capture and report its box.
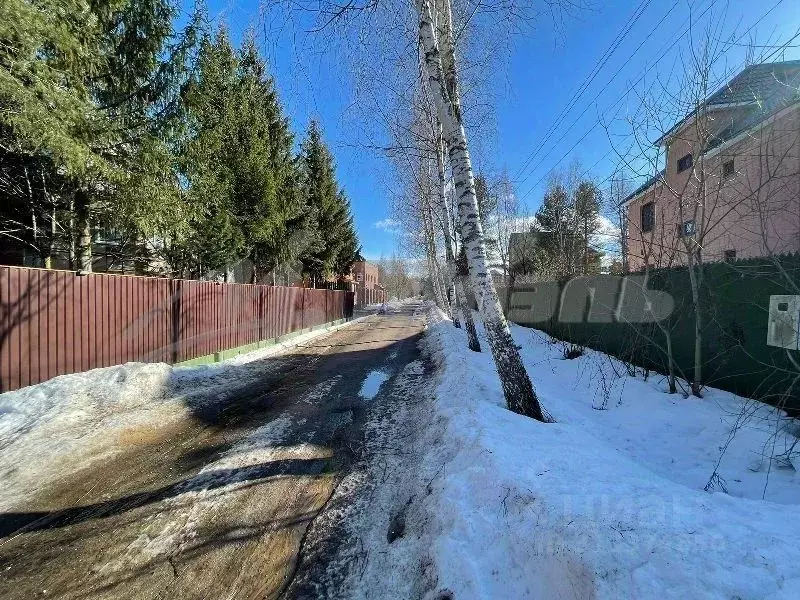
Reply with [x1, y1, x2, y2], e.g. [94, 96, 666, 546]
[591, 215, 622, 260]
[596, 214, 621, 238]
[373, 218, 402, 234]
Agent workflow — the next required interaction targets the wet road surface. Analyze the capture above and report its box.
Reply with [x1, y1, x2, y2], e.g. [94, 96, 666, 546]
[0, 302, 427, 599]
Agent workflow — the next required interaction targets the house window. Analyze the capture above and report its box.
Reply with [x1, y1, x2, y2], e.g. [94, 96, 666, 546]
[677, 219, 696, 238]
[724, 249, 736, 262]
[722, 159, 735, 178]
[677, 153, 693, 173]
[641, 202, 655, 233]
[356, 273, 363, 282]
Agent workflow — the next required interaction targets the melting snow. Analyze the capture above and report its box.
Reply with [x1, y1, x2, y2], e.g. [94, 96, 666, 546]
[343, 305, 800, 600]
[359, 370, 390, 400]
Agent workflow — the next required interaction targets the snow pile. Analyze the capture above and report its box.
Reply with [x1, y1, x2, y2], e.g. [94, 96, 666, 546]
[365, 307, 800, 599]
[512, 326, 800, 504]
[0, 362, 181, 510]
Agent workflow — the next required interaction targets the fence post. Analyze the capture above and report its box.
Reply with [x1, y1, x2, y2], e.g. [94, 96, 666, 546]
[301, 287, 306, 329]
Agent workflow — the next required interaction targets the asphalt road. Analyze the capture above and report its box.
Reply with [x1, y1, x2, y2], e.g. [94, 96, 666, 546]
[0, 302, 428, 599]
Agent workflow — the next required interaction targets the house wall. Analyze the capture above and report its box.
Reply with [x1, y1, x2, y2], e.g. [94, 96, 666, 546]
[626, 103, 800, 270]
[351, 261, 380, 289]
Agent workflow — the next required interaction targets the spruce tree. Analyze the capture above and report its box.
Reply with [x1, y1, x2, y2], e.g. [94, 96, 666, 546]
[332, 191, 361, 277]
[1, 0, 200, 270]
[299, 120, 341, 285]
[1, 0, 103, 264]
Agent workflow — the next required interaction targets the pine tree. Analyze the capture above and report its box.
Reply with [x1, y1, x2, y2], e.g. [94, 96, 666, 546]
[299, 120, 356, 286]
[1, 0, 200, 271]
[1, 0, 104, 175]
[174, 30, 322, 282]
[235, 35, 317, 283]
[177, 30, 245, 276]
[76, 0, 198, 271]
[1, 0, 104, 265]
[574, 181, 601, 274]
[3, 7, 355, 283]
[332, 191, 361, 277]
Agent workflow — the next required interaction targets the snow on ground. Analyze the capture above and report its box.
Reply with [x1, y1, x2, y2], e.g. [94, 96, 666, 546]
[0, 318, 361, 511]
[350, 306, 800, 599]
[360, 298, 419, 313]
[115, 413, 322, 566]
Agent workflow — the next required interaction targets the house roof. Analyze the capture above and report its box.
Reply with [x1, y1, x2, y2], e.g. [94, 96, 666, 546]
[620, 169, 665, 206]
[622, 60, 800, 206]
[655, 59, 800, 146]
[706, 60, 800, 152]
[706, 59, 800, 106]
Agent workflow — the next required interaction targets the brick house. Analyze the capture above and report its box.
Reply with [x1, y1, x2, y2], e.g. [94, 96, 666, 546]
[351, 260, 380, 288]
[350, 260, 385, 304]
[623, 60, 800, 271]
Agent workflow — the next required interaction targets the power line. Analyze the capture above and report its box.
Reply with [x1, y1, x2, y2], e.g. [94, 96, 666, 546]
[759, 27, 800, 62]
[511, 0, 657, 184]
[516, 0, 788, 204]
[514, 0, 713, 192]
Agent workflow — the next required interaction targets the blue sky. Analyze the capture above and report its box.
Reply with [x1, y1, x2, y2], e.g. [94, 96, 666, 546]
[181, 0, 799, 260]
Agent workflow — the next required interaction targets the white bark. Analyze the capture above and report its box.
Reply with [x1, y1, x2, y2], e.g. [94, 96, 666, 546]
[422, 197, 448, 311]
[75, 189, 92, 272]
[416, 0, 545, 419]
[436, 129, 480, 349]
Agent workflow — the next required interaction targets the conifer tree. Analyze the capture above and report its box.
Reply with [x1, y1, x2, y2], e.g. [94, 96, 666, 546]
[1, 0, 199, 270]
[299, 120, 344, 285]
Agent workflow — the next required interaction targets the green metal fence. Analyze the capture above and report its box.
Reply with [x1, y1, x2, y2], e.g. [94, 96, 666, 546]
[500, 255, 800, 413]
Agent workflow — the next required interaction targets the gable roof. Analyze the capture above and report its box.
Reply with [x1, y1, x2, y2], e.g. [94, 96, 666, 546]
[706, 59, 800, 106]
[706, 60, 800, 152]
[621, 60, 800, 206]
[655, 59, 800, 146]
[620, 169, 665, 206]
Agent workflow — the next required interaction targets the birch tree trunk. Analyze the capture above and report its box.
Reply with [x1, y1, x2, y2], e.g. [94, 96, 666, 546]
[68, 195, 76, 269]
[449, 281, 462, 328]
[436, 128, 483, 347]
[74, 189, 92, 272]
[686, 250, 703, 396]
[422, 197, 448, 312]
[417, 0, 545, 420]
[455, 247, 481, 352]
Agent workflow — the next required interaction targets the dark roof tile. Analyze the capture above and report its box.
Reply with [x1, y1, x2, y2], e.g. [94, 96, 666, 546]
[620, 169, 665, 206]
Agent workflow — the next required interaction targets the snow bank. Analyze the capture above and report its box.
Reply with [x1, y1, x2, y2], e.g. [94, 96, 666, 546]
[368, 307, 800, 599]
[0, 318, 360, 511]
[515, 325, 800, 505]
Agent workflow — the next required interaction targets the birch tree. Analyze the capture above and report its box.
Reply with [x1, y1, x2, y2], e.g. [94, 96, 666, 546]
[270, 0, 558, 419]
[435, 125, 481, 351]
[383, 83, 482, 349]
[490, 170, 524, 284]
[416, 0, 546, 419]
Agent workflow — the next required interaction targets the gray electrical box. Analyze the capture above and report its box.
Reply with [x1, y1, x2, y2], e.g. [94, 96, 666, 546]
[767, 295, 800, 349]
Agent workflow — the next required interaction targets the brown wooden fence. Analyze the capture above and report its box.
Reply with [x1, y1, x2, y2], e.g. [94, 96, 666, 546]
[0, 266, 354, 392]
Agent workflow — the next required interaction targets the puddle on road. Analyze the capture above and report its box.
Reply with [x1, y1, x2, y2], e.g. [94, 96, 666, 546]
[359, 370, 390, 400]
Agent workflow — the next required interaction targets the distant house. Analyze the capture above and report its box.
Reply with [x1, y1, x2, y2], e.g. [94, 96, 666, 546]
[0, 226, 166, 275]
[623, 60, 800, 271]
[351, 260, 380, 288]
[350, 260, 385, 304]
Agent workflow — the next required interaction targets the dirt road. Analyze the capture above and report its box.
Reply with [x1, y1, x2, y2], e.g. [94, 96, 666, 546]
[0, 302, 428, 599]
